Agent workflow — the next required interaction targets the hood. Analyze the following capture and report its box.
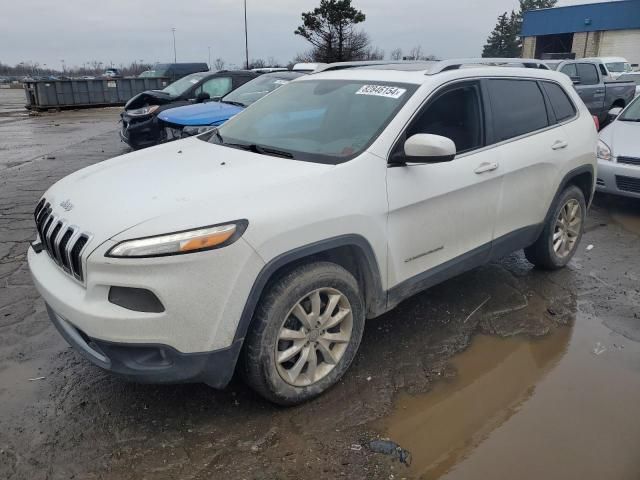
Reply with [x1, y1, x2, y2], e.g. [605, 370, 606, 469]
[124, 90, 176, 110]
[600, 120, 640, 158]
[158, 101, 244, 126]
[42, 138, 331, 247]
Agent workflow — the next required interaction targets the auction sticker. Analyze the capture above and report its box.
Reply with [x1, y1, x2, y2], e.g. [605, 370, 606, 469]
[273, 79, 289, 85]
[356, 85, 406, 99]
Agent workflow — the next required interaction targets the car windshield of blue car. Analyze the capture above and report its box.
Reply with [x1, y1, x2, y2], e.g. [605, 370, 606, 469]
[205, 79, 418, 164]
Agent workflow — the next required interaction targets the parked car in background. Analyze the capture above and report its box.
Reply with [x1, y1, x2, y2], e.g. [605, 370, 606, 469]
[137, 63, 209, 82]
[584, 57, 632, 79]
[555, 59, 636, 123]
[158, 71, 307, 142]
[597, 95, 640, 198]
[29, 59, 596, 405]
[617, 73, 640, 97]
[104, 68, 122, 78]
[120, 70, 259, 149]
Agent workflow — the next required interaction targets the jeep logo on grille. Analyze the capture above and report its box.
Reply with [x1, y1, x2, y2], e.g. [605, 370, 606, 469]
[59, 199, 74, 212]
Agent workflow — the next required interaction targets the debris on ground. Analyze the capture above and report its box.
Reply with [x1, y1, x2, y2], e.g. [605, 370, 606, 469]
[586, 244, 594, 251]
[464, 296, 491, 323]
[593, 342, 607, 355]
[349, 444, 362, 451]
[366, 439, 412, 465]
[27, 376, 45, 381]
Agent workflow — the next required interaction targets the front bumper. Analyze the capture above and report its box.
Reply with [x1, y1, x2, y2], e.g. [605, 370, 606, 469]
[120, 114, 162, 149]
[28, 236, 264, 354]
[46, 304, 242, 386]
[596, 159, 640, 199]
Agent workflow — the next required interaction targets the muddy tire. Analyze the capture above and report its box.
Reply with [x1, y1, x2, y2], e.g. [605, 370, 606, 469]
[525, 185, 586, 270]
[241, 262, 365, 405]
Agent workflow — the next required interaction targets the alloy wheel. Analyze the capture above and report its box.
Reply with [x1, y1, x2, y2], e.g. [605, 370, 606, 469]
[275, 288, 353, 387]
[553, 198, 582, 258]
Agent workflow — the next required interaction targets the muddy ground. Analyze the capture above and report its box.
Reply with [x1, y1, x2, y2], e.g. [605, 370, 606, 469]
[1, 91, 639, 479]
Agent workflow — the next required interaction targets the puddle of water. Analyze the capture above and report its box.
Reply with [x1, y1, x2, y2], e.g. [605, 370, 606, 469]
[381, 314, 640, 480]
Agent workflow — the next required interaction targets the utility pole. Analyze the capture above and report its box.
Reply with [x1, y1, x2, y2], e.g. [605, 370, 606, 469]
[172, 28, 177, 62]
[244, 0, 249, 69]
[208, 46, 212, 68]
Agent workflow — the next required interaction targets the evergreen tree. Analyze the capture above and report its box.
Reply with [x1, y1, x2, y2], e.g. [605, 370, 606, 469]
[482, 12, 520, 58]
[482, 0, 558, 57]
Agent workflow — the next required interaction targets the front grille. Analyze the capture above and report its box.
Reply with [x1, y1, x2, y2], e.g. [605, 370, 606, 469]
[33, 198, 91, 282]
[618, 156, 640, 166]
[615, 175, 640, 194]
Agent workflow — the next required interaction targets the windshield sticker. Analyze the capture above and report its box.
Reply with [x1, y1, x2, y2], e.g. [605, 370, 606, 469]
[190, 79, 199, 84]
[356, 85, 406, 99]
[273, 79, 290, 85]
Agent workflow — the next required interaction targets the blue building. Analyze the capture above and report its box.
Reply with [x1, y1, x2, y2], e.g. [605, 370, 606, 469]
[521, 0, 640, 64]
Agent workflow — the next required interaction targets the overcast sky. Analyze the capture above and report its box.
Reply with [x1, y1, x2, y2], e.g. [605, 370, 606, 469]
[0, 0, 608, 69]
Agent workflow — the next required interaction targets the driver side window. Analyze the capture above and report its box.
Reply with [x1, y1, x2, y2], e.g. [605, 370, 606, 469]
[406, 83, 484, 154]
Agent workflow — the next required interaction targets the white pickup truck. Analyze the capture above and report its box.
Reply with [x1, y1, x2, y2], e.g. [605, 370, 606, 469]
[28, 59, 597, 405]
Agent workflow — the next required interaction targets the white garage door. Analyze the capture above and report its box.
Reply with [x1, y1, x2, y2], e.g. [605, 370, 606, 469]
[599, 29, 640, 65]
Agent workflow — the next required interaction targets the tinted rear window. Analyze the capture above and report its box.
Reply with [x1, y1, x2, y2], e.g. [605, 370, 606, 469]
[541, 82, 576, 122]
[487, 79, 549, 142]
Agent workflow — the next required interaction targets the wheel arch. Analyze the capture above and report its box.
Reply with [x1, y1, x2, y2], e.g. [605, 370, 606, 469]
[233, 235, 386, 347]
[542, 165, 595, 231]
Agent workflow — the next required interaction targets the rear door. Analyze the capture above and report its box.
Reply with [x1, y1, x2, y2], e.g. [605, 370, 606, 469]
[486, 78, 572, 252]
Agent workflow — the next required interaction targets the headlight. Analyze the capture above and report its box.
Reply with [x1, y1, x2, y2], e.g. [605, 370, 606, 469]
[107, 220, 248, 258]
[597, 139, 612, 161]
[126, 105, 159, 116]
[182, 125, 215, 137]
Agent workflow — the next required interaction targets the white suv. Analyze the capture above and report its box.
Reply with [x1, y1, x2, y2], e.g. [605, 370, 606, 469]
[28, 59, 597, 405]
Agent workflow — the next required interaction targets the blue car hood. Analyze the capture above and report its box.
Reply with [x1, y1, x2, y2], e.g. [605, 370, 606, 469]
[158, 101, 244, 126]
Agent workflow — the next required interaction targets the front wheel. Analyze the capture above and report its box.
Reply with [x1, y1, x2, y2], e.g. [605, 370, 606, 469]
[241, 262, 365, 405]
[525, 185, 586, 270]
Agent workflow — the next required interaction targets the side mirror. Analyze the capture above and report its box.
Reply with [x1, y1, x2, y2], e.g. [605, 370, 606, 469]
[402, 134, 456, 163]
[608, 107, 623, 119]
[570, 76, 581, 85]
[195, 92, 210, 103]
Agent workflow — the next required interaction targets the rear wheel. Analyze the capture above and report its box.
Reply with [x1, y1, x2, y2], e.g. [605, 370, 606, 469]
[525, 185, 586, 270]
[241, 262, 365, 405]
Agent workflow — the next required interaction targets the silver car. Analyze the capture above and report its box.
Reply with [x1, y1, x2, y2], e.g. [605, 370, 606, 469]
[597, 96, 640, 198]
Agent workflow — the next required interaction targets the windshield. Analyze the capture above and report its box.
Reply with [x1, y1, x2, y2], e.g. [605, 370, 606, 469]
[162, 72, 208, 96]
[222, 72, 305, 107]
[606, 62, 627, 73]
[619, 96, 640, 122]
[206, 79, 417, 164]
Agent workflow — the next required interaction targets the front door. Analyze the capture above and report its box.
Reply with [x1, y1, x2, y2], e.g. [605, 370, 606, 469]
[386, 81, 501, 295]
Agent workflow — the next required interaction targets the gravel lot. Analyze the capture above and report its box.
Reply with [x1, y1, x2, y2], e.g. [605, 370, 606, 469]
[1, 90, 640, 479]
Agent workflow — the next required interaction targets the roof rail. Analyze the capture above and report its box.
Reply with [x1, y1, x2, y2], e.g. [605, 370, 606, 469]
[314, 60, 433, 73]
[425, 58, 550, 75]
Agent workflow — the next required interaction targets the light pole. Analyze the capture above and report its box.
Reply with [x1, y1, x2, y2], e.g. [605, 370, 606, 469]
[208, 46, 211, 68]
[171, 28, 177, 63]
[244, 0, 249, 69]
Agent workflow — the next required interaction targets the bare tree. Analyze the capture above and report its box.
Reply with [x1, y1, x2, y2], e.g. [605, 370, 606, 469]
[390, 48, 403, 61]
[249, 58, 267, 69]
[213, 58, 226, 70]
[408, 45, 423, 60]
[267, 56, 280, 67]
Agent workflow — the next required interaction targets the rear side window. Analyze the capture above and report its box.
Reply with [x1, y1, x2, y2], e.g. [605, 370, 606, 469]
[541, 82, 576, 122]
[576, 64, 599, 85]
[487, 79, 549, 142]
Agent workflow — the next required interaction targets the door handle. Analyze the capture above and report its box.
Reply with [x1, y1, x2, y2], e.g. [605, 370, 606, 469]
[474, 161, 499, 174]
[551, 140, 568, 150]
[594, 89, 604, 94]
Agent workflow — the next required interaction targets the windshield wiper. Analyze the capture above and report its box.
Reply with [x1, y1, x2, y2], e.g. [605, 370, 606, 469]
[211, 130, 293, 158]
[618, 118, 640, 122]
[221, 100, 246, 108]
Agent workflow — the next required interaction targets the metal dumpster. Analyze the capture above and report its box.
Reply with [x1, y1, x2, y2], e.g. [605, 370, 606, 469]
[24, 77, 170, 111]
